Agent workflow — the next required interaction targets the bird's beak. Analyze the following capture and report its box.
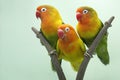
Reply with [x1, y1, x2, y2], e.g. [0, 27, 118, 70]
[36, 10, 40, 19]
[57, 29, 65, 39]
[76, 12, 82, 21]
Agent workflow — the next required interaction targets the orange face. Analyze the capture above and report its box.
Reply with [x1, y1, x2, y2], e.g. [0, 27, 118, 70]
[36, 5, 62, 27]
[36, 5, 51, 20]
[57, 24, 78, 43]
[76, 6, 96, 24]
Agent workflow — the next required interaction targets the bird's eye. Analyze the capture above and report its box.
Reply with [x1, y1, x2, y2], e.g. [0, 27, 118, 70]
[83, 9, 88, 14]
[65, 27, 70, 32]
[41, 8, 47, 12]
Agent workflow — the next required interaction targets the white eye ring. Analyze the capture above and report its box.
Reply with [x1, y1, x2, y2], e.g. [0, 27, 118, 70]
[65, 27, 70, 32]
[41, 8, 47, 12]
[83, 9, 88, 14]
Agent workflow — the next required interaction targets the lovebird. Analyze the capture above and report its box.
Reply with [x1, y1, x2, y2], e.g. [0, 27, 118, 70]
[36, 5, 63, 48]
[76, 6, 109, 65]
[57, 24, 86, 71]
[36, 5, 64, 70]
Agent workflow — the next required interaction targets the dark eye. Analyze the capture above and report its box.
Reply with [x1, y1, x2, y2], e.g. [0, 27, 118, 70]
[65, 27, 70, 32]
[83, 9, 88, 14]
[41, 8, 47, 12]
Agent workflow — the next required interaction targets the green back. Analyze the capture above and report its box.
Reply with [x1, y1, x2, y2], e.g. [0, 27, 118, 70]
[84, 22, 110, 65]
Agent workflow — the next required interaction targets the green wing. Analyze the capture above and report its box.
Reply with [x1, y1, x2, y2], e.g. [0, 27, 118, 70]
[96, 21, 109, 65]
[84, 21, 110, 65]
[96, 33, 109, 65]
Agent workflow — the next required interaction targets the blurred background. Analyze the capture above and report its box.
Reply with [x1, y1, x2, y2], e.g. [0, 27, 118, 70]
[0, 0, 120, 80]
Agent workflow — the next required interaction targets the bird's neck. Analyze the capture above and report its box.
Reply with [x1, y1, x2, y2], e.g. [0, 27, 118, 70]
[78, 18, 101, 31]
[77, 18, 102, 39]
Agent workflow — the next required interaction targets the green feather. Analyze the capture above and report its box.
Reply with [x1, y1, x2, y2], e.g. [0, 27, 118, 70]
[85, 22, 110, 65]
[95, 33, 109, 65]
[76, 6, 110, 65]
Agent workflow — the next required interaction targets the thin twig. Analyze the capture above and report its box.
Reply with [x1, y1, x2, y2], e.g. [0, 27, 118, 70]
[76, 16, 115, 80]
[31, 27, 66, 80]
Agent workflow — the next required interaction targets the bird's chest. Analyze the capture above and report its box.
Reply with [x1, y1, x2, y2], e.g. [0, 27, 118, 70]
[60, 41, 80, 56]
[41, 23, 57, 36]
[59, 42, 82, 61]
[77, 24, 99, 39]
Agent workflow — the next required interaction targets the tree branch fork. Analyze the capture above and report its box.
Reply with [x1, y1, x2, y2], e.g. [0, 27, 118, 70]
[31, 16, 115, 80]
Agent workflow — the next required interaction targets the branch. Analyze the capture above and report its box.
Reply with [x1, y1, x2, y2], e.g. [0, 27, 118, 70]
[31, 27, 66, 80]
[76, 16, 115, 80]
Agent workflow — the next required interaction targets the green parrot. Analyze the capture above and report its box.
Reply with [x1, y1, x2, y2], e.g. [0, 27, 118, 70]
[36, 5, 64, 71]
[76, 6, 110, 65]
[57, 24, 86, 71]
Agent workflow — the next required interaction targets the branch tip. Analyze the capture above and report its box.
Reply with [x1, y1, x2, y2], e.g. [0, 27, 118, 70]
[31, 27, 39, 35]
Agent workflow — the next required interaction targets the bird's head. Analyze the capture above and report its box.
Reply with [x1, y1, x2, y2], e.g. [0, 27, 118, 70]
[76, 6, 98, 24]
[36, 5, 60, 21]
[57, 24, 78, 42]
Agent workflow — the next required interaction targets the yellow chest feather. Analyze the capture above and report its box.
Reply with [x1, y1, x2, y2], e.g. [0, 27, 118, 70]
[77, 21, 101, 39]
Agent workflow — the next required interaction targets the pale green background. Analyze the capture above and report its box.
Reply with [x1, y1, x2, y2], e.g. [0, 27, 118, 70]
[0, 0, 120, 80]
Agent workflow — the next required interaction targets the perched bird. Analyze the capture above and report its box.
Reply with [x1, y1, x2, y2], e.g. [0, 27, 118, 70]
[76, 6, 109, 65]
[57, 24, 86, 71]
[36, 5, 64, 70]
[36, 5, 63, 48]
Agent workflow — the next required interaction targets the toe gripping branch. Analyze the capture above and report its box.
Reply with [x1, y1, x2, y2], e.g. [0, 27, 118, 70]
[84, 51, 93, 58]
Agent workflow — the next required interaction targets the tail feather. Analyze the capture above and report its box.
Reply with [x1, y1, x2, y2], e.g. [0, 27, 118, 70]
[96, 46, 109, 65]
[70, 59, 83, 71]
[96, 33, 109, 65]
